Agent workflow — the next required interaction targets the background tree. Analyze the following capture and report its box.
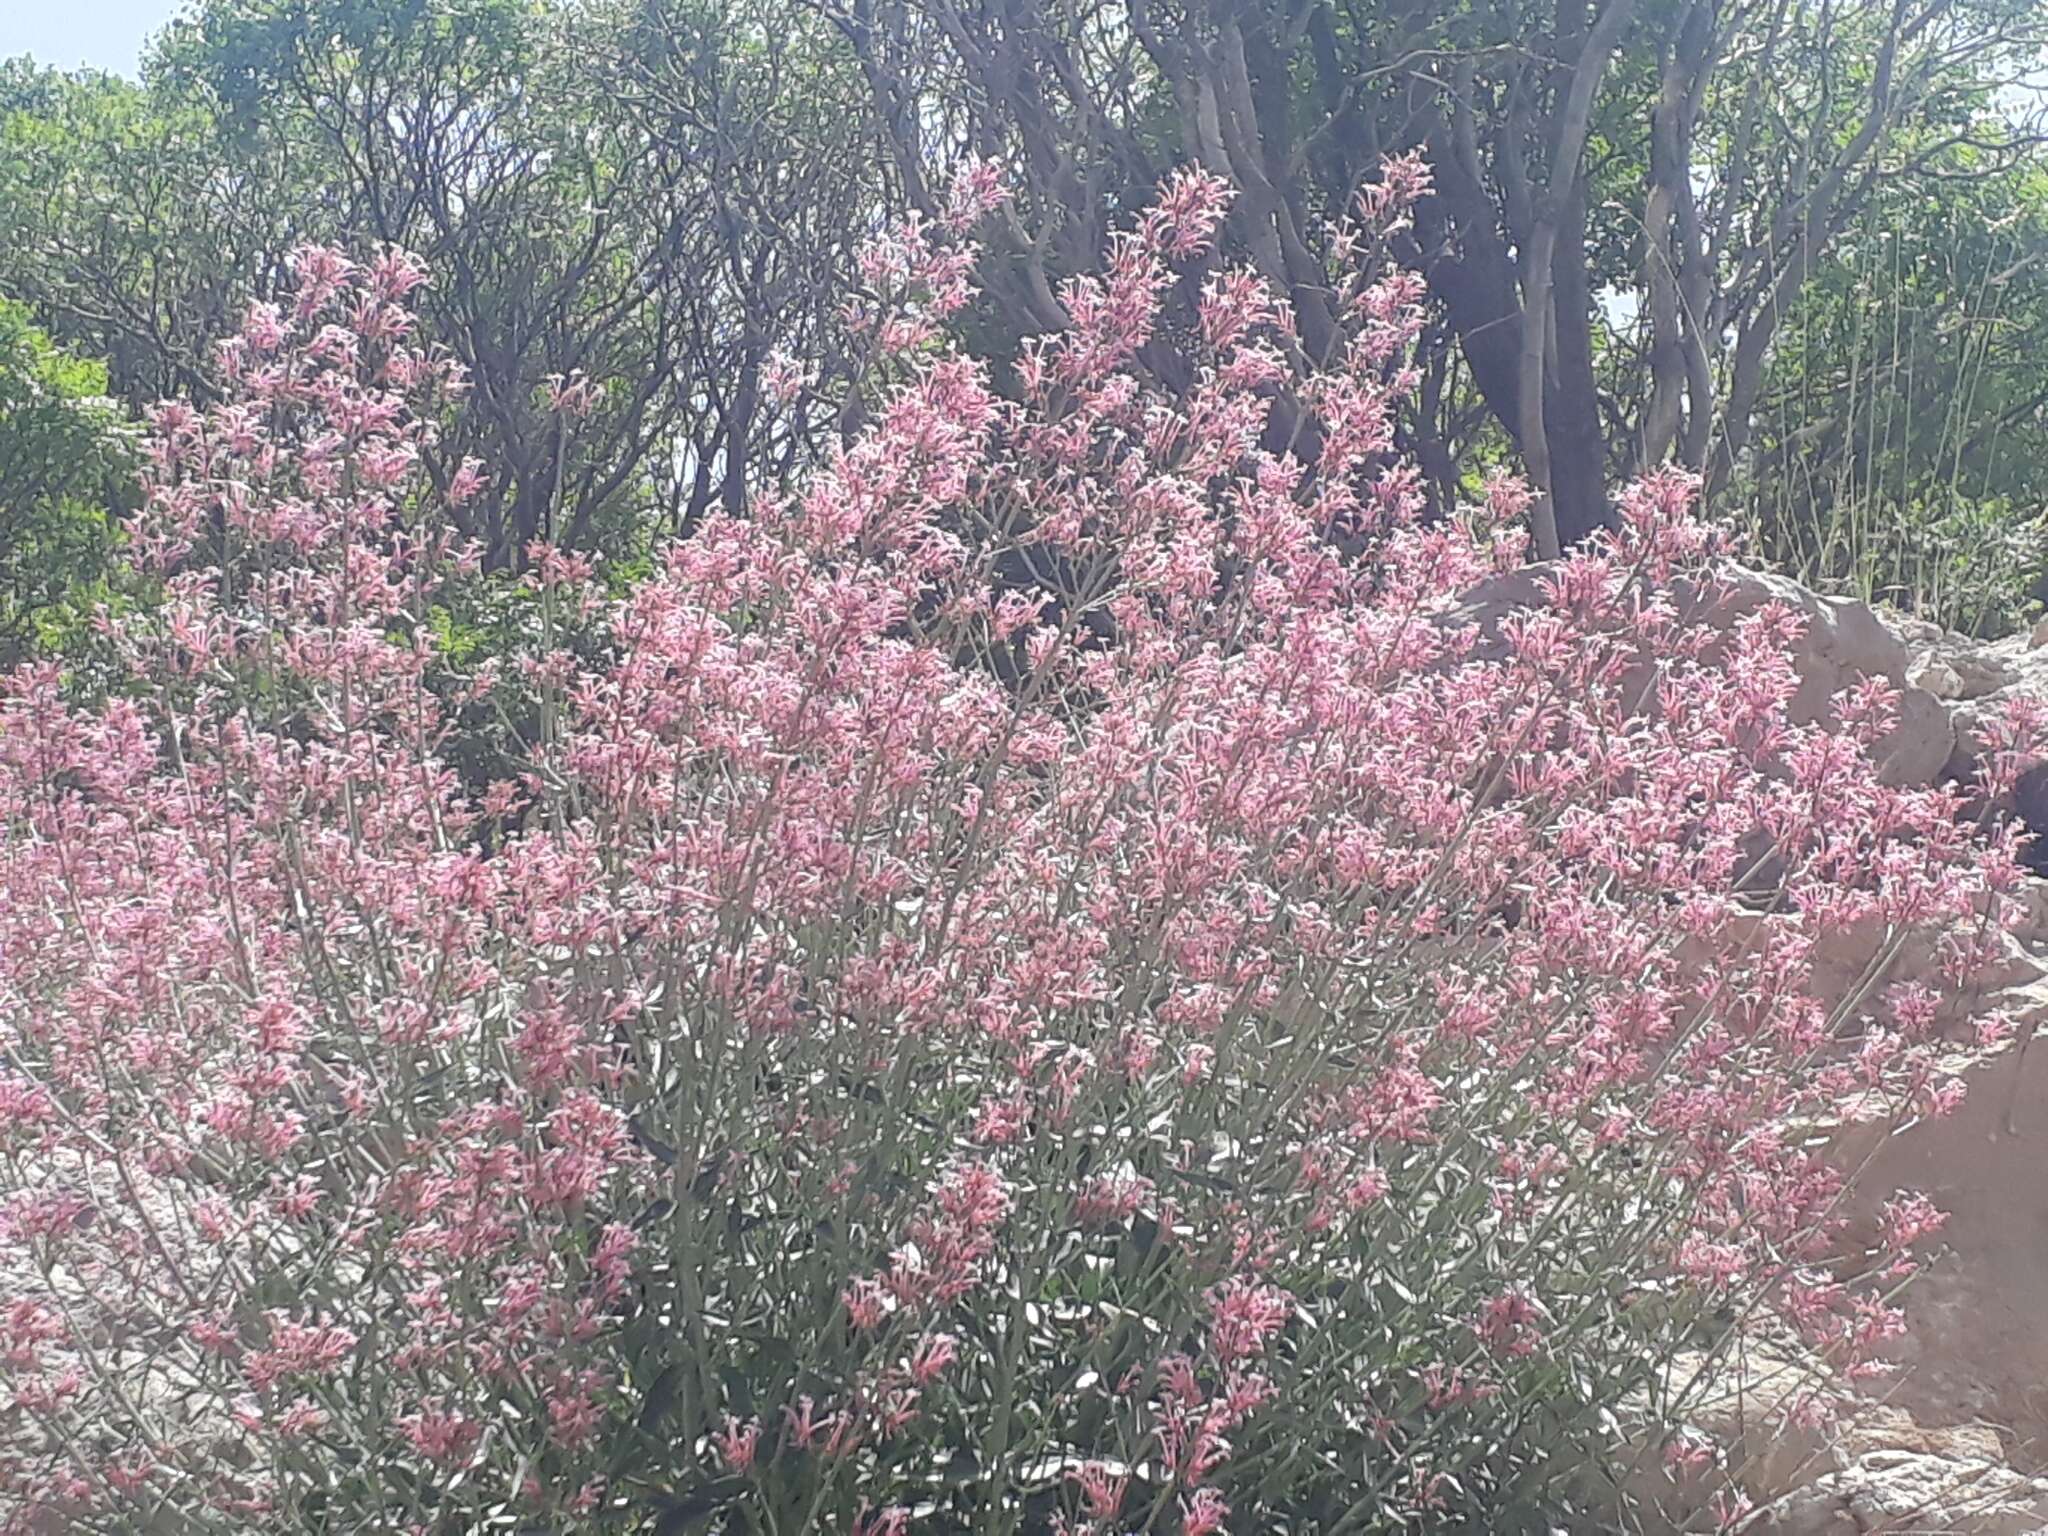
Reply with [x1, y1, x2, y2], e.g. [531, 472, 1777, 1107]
[1729, 138, 2048, 632]
[825, 0, 2046, 557]
[0, 298, 132, 663]
[606, 0, 896, 526]
[0, 57, 272, 402]
[0, 0, 889, 567]
[2, 0, 2044, 619]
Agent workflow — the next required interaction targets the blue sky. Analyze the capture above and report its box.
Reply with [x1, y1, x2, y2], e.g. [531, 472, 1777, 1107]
[1, 0, 187, 77]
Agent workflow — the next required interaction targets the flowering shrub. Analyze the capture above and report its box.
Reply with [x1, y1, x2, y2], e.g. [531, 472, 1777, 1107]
[0, 162, 2038, 1533]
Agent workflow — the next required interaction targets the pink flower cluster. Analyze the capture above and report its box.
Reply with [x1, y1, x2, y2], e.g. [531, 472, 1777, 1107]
[0, 157, 2035, 1533]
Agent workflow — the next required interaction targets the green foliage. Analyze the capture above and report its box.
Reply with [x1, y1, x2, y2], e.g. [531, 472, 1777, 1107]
[1, 0, 2044, 620]
[1735, 146, 2048, 635]
[0, 58, 264, 402]
[0, 0, 886, 569]
[0, 297, 132, 661]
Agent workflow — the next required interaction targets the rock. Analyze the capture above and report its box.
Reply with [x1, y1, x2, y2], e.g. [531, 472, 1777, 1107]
[1644, 1015, 2048, 1536]
[1453, 558, 2048, 1532]
[1488, 565, 2048, 1535]
[1905, 631, 2026, 705]
[1914, 657, 1968, 699]
[1628, 1340, 2048, 1536]
[1770, 1437, 2048, 1535]
[1693, 567, 1957, 786]
[1453, 560, 2048, 829]
[1448, 563, 1959, 785]
[1830, 1026, 2048, 1458]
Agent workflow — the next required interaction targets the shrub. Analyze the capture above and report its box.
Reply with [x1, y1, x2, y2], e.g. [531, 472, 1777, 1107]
[0, 163, 2037, 1534]
[0, 298, 132, 665]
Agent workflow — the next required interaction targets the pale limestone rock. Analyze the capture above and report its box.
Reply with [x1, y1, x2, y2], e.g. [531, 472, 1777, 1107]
[1449, 562, 1958, 785]
[1510, 570, 2048, 1534]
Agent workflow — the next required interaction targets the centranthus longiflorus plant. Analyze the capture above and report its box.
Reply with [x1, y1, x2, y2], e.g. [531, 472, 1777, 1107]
[0, 157, 2039, 1536]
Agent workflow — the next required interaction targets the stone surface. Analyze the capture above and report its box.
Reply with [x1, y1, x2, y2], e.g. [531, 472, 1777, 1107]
[1467, 569, 2048, 1535]
[1769, 1410, 2048, 1534]
[1450, 563, 1960, 786]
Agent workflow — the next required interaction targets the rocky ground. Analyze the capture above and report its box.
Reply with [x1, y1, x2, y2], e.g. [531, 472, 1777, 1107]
[1620, 572, 2048, 1534]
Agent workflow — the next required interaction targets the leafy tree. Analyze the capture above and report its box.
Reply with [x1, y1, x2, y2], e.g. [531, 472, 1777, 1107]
[3, 0, 2043, 609]
[0, 58, 275, 403]
[1733, 143, 2048, 632]
[826, 0, 2046, 556]
[0, 0, 889, 567]
[0, 298, 131, 661]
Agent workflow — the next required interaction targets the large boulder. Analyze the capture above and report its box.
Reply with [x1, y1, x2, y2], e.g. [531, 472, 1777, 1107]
[1765, 1408, 2048, 1535]
[1701, 567, 1958, 787]
[1630, 1350, 2048, 1535]
[1451, 564, 2048, 1532]
[1720, 598, 2048, 1532]
[1900, 617, 2048, 855]
[1448, 563, 1959, 785]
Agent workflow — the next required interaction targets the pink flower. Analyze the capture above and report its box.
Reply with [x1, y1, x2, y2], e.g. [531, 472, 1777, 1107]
[782, 1395, 835, 1452]
[845, 1278, 889, 1331]
[762, 349, 811, 406]
[852, 1506, 911, 1536]
[1712, 1489, 1754, 1531]
[713, 1414, 761, 1473]
[1180, 1487, 1230, 1536]
[1206, 1278, 1292, 1363]
[400, 1403, 480, 1466]
[1070, 1461, 1127, 1520]
[908, 1330, 959, 1384]
[242, 301, 288, 352]
[1878, 1191, 1947, 1273]
[942, 156, 1008, 233]
[369, 245, 429, 302]
[546, 1372, 606, 1449]
[1475, 1289, 1545, 1358]
[1073, 1171, 1151, 1227]
[1146, 168, 1233, 258]
[543, 369, 604, 418]
[1664, 1432, 1715, 1479]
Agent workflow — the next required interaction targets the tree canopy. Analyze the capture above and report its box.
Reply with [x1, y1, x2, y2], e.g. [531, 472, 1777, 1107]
[2, 0, 2044, 626]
